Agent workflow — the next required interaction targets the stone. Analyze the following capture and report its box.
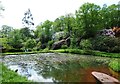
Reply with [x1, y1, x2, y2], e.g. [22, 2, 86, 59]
[52, 40, 65, 50]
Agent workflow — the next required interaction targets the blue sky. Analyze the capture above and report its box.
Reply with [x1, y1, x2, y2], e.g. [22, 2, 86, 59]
[0, 0, 120, 29]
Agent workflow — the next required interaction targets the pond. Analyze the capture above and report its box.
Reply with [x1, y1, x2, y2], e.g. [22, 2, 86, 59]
[1, 53, 120, 82]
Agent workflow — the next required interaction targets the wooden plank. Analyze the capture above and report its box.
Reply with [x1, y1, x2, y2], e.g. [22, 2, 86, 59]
[92, 71, 120, 84]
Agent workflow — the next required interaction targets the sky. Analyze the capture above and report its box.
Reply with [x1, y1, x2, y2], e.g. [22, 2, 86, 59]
[0, 0, 120, 29]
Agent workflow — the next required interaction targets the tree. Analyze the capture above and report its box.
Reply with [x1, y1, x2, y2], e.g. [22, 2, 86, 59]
[53, 16, 65, 32]
[36, 20, 53, 43]
[20, 27, 32, 41]
[21, 9, 35, 41]
[75, 3, 101, 46]
[24, 38, 36, 50]
[8, 29, 23, 49]
[22, 8, 34, 29]
[0, 25, 13, 37]
[64, 13, 75, 37]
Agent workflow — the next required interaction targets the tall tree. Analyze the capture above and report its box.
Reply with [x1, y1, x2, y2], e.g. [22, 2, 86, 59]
[8, 29, 23, 49]
[35, 20, 53, 44]
[41, 20, 53, 42]
[75, 3, 101, 46]
[22, 8, 34, 29]
[21, 9, 35, 40]
[53, 16, 65, 32]
[64, 13, 75, 37]
[20, 27, 32, 41]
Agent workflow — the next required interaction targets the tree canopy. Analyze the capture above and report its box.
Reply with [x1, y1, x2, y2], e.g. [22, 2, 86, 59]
[1, 2, 120, 53]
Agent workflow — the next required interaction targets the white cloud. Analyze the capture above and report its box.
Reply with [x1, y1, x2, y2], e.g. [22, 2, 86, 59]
[0, 0, 119, 29]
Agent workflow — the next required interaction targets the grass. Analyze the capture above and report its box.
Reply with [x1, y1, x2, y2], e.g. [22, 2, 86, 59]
[49, 49, 120, 58]
[1, 49, 120, 58]
[0, 63, 31, 83]
[109, 59, 120, 72]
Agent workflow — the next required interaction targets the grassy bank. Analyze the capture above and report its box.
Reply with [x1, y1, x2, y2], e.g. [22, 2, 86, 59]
[1, 49, 120, 58]
[50, 49, 120, 58]
[109, 59, 120, 72]
[0, 63, 31, 83]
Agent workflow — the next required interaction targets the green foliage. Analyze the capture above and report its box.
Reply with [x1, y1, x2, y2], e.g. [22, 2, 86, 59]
[0, 25, 13, 37]
[70, 38, 77, 48]
[36, 41, 42, 50]
[61, 45, 68, 49]
[93, 36, 120, 53]
[48, 40, 54, 49]
[109, 59, 120, 72]
[20, 27, 33, 41]
[75, 3, 101, 38]
[52, 31, 66, 41]
[8, 29, 23, 49]
[53, 16, 65, 32]
[24, 38, 36, 50]
[1, 2, 120, 54]
[80, 39, 92, 50]
[1, 63, 30, 82]
[51, 49, 120, 58]
[0, 38, 12, 50]
[35, 20, 53, 44]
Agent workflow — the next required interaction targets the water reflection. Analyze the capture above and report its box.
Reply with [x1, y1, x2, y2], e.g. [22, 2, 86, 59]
[2, 53, 120, 82]
[37, 61, 120, 82]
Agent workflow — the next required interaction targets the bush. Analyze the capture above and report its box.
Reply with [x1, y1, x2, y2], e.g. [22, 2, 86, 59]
[61, 45, 68, 49]
[36, 42, 42, 50]
[0, 38, 12, 51]
[80, 39, 92, 50]
[24, 38, 37, 50]
[70, 38, 77, 48]
[48, 40, 54, 49]
[92, 36, 120, 53]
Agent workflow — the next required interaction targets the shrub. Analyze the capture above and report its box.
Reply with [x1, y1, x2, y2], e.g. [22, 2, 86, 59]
[24, 38, 37, 50]
[61, 45, 68, 49]
[0, 38, 12, 51]
[92, 36, 120, 53]
[36, 42, 42, 50]
[70, 38, 77, 48]
[80, 39, 92, 50]
[48, 40, 54, 49]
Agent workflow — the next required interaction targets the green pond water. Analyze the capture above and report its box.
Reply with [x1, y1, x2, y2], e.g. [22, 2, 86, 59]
[1, 53, 120, 82]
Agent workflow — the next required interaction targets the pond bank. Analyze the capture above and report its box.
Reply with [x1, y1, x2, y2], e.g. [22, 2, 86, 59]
[1, 49, 120, 58]
[0, 62, 31, 82]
